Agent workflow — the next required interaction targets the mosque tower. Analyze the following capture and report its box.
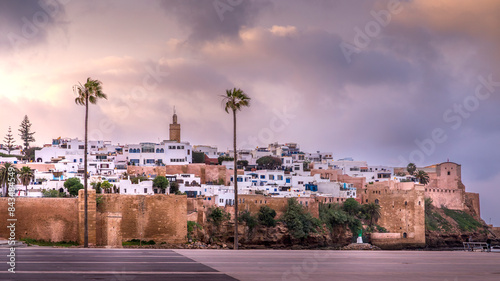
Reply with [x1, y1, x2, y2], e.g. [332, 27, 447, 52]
[169, 107, 181, 142]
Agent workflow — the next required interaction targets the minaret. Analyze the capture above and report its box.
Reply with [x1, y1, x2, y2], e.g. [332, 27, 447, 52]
[169, 106, 181, 142]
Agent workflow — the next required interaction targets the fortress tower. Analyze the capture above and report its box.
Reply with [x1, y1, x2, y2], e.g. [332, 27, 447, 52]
[169, 107, 181, 143]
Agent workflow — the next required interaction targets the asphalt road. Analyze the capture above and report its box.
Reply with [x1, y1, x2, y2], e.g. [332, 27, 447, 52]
[0, 248, 499, 281]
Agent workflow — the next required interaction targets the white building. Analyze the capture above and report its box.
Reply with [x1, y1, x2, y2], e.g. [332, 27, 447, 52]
[119, 179, 154, 195]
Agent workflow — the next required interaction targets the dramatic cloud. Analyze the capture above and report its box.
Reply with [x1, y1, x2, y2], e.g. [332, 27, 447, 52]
[1, 0, 500, 225]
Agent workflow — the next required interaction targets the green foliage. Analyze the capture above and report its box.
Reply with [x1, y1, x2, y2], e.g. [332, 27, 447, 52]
[342, 198, 360, 216]
[96, 195, 103, 207]
[376, 225, 388, 233]
[424, 199, 452, 232]
[407, 163, 416, 175]
[361, 203, 381, 227]
[64, 177, 83, 196]
[207, 207, 231, 227]
[258, 205, 277, 227]
[153, 176, 169, 192]
[239, 210, 258, 231]
[170, 181, 179, 194]
[283, 198, 320, 239]
[91, 182, 102, 193]
[21, 238, 78, 247]
[237, 160, 249, 167]
[18, 115, 36, 155]
[442, 207, 482, 232]
[303, 160, 311, 172]
[192, 151, 206, 163]
[218, 156, 234, 165]
[122, 239, 156, 246]
[187, 221, 202, 240]
[101, 181, 112, 193]
[415, 170, 430, 185]
[41, 189, 65, 197]
[256, 156, 282, 170]
[3, 126, 15, 155]
[131, 176, 148, 184]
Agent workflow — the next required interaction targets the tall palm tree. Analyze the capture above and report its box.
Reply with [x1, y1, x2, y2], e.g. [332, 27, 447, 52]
[406, 163, 416, 176]
[364, 203, 381, 227]
[222, 88, 250, 250]
[0, 163, 19, 197]
[74, 77, 107, 248]
[415, 170, 430, 185]
[19, 166, 35, 196]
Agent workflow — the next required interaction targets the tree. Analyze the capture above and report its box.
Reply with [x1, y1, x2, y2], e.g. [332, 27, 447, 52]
[153, 176, 169, 194]
[3, 126, 15, 155]
[362, 203, 381, 227]
[407, 163, 416, 176]
[256, 156, 282, 170]
[18, 115, 35, 158]
[415, 170, 430, 185]
[258, 205, 277, 227]
[74, 77, 107, 248]
[283, 198, 320, 239]
[192, 151, 206, 164]
[91, 182, 102, 194]
[342, 198, 360, 216]
[101, 181, 112, 193]
[19, 166, 34, 196]
[65, 177, 84, 196]
[222, 88, 250, 250]
[169, 181, 179, 194]
[0, 163, 19, 197]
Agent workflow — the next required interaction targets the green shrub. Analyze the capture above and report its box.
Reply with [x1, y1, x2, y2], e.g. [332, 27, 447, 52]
[207, 207, 231, 227]
[258, 205, 277, 227]
[239, 210, 258, 231]
[283, 198, 320, 239]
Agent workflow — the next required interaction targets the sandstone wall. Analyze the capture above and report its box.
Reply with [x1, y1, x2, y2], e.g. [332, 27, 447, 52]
[424, 187, 464, 210]
[0, 197, 78, 242]
[363, 185, 426, 248]
[97, 194, 187, 244]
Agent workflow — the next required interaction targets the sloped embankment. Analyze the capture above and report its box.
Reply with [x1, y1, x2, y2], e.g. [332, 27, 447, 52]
[425, 199, 491, 248]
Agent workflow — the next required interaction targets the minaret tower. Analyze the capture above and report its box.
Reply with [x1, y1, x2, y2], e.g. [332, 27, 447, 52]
[169, 106, 181, 142]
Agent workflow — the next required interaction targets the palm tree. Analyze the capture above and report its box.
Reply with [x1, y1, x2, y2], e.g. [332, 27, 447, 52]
[364, 203, 381, 227]
[406, 163, 416, 176]
[415, 170, 430, 185]
[0, 163, 19, 197]
[19, 166, 35, 196]
[221, 88, 250, 250]
[74, 77, 107, 248]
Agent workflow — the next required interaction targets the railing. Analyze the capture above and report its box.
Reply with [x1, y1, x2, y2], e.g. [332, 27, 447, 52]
[463, 242, 488, 252]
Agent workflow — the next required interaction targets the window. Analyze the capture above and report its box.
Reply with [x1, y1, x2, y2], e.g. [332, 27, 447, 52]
[403, 232, 407, 238]
[144, 188, 147, 193]
[375, 199, 379, 204]
[278, 175, 283, 180]
[124, 189, 126, 193]
[447, 171, 451, 175]
[298, 181, 303, 185]
[79, 145, 84, 149]
[269, 175, 274, 180]
[260, 175, 265, 179]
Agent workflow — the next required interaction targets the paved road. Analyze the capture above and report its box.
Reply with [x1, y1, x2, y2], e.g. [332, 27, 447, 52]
[0, 248, 499, 280]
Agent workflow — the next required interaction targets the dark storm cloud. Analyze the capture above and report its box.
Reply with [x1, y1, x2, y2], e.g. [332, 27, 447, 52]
[158, 0, 271, 43]
[0, 0, 67, 51]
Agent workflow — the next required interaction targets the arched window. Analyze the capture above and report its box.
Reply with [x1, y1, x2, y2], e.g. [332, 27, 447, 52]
[375, 199, 379, 204]
[403, 232, 407, 238]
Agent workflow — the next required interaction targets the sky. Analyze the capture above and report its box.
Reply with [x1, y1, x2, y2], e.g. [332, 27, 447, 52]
[1, 0, 499, 225]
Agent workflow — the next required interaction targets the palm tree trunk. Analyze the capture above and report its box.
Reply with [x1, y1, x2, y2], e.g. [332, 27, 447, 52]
[84, 97, 89, 248]
[233, 109, 238, 250]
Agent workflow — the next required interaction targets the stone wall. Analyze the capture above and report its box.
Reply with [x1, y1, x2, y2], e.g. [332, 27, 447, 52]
[465, 192, 481, 217]
[97, 194, 187, 244]
[0, 197, 78, 242]
[362, 184, 426, 248]
[424, 187, 464, 210]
